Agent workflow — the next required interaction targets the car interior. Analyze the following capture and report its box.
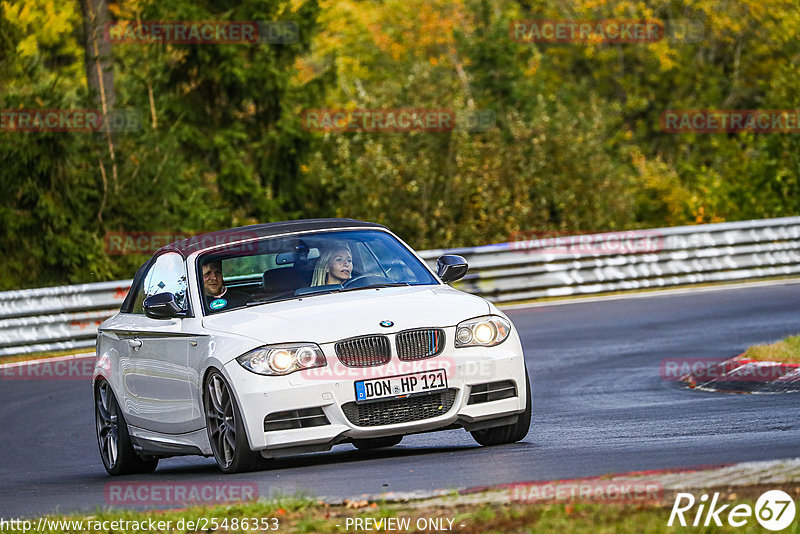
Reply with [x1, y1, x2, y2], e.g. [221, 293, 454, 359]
[201, 241, 367, 310]
[196, 231, 433, 313]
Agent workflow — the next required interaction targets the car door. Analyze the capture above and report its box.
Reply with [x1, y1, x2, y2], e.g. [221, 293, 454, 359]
[122, 252, 199, 434]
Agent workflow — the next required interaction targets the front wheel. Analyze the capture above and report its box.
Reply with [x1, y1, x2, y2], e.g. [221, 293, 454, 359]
[470, 370, 531, 446]
[95, 380, 158, 475]
[204, 371, 263, 473]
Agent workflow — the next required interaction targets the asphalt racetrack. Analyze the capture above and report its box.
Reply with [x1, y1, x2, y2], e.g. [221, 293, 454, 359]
[2, 282, 800, 517]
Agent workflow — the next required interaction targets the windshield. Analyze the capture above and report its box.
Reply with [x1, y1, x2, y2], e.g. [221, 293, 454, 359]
[196, 229, 438, 314]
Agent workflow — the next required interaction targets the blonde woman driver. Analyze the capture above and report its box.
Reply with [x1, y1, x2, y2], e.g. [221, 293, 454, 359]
[311, 244, 353, 286]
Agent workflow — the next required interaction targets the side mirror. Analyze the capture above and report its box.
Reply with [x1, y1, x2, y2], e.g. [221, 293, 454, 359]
[436, 255, 468, 283]
[143, 292, 183, 319]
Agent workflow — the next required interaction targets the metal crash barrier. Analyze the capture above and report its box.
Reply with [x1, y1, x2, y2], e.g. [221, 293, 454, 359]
[0, 281, 132, 357]
[419, 217, 800, 301]
[2, 217, 799, 357]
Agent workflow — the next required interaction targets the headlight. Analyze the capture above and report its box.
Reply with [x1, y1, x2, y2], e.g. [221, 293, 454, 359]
[455, 315, 511, 348]
[237, 343, 327, 376]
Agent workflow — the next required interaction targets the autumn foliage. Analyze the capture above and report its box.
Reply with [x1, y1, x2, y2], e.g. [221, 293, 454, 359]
[1, 0, 799, 288]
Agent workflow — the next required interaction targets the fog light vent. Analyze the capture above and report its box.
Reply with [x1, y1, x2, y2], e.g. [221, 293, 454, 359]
[467, 380, 516, 405]
[264, 407, 329, 432]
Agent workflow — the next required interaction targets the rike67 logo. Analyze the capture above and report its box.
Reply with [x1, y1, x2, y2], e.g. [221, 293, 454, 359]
[668, 490, 796, 531]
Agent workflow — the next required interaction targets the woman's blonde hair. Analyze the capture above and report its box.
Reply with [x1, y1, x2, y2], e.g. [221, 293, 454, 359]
[311, 243, 352, 286]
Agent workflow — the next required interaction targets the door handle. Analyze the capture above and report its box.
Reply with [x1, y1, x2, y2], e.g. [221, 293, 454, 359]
[128, 339, 142, 350]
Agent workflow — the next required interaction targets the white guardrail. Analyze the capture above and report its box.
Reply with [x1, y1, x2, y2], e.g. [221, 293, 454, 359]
[1, 217, 799, 357]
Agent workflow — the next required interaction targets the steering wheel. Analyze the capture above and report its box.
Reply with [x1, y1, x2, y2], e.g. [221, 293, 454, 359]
[341, 273, 394, 289]
[385, 263, 411, 280]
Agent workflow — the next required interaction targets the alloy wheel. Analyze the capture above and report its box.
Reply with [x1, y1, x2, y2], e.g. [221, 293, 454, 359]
[96, 381, 120, 469]
[205, 373, 237, 469]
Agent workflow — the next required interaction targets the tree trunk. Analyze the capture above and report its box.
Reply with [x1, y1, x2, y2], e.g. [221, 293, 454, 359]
[80, 0, 115, 110]
[80, 0, 118, 201]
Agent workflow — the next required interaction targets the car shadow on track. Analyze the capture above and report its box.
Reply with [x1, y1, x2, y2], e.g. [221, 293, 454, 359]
[151, 442, 486, 477]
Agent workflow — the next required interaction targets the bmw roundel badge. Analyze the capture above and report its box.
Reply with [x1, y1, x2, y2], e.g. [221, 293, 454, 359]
[379, 320, 394, 328]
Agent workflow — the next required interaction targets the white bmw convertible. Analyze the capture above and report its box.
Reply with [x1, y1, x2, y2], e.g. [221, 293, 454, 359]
[94, 219, 530, 474]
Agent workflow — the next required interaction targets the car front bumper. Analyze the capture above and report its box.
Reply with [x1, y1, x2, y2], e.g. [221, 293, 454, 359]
[223, 340, 528, 455]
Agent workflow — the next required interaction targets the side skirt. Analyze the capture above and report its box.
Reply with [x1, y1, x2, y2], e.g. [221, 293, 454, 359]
[128, 425, 212, 458]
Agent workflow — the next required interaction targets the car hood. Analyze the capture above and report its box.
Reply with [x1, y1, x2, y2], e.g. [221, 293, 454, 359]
[201, 285, 490, 345]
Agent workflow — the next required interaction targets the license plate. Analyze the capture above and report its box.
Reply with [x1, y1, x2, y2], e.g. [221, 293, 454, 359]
[355, 369, 448, 403]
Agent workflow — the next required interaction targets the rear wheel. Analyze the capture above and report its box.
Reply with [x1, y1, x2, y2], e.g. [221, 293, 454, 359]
[204, 371, 263, 473]
[470, 371, 531, 446]
[352, 435, 403, 450]
[95, 380, 159, 475]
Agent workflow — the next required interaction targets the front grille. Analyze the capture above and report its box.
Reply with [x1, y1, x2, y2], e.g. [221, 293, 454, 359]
[341, 389, 457, 427]
[396, 328, 445, 361]
[468, 380, 517, 405]
[263, 407, 329, 432]
[335, 335, 391, 367]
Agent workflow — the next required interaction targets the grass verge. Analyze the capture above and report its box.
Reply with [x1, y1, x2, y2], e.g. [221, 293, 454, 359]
[0, 347, 93, 365]
[744, 334, 800, 364]
[12, 485, 800, 534]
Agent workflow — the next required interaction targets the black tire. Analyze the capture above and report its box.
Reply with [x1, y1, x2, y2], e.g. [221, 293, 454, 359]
[470, 370, 531, 446]
[204, 370, 263, 474]
[352, 435, 403, 450]
[95, 380, 159, 476]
